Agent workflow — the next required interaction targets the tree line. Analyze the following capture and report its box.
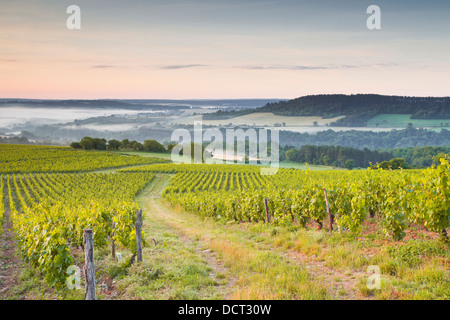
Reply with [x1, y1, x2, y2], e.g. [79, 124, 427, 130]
[70, 137, 174, 153]
[282, 144, 450, 169]
[279, 127, 450, 150]
[69, 137, 207, 160]
[284, 145, 393, 169]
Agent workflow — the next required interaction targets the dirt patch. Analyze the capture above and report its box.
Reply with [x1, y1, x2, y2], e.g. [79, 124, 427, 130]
[97, 273, 121, 300]
[279, 248, 370, 300]
[187, 234, 237, 299]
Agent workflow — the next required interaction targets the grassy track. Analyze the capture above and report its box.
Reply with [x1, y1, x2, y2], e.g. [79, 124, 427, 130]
[111, 173, 225, 299]
[138, 174, 331, 299]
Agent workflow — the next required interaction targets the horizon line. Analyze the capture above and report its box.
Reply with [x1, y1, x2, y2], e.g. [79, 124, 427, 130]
[1, 93, 450, 101]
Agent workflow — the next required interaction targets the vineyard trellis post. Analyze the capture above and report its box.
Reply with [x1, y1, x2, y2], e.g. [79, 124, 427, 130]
[84, 229, 97, 300]
[111, 221, 116, 260]
[264, 198, 270, 223]
[135, 209, 143, 262]
[323, 188, 333, 232]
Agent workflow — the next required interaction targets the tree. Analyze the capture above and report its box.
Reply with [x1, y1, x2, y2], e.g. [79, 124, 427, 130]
[377, 161, 389, 170]
[80, 137, 94, 150]
[432, 152, 448, 166]
[375, 158, 406, 170]
[70, 142, 82, 149]
[344, 159, 355, 170]
[388, 158, 406, 169]
[167, 143, 176, 153]
[337, 149, 346, 167]
[143, 140, 166, 153]
[285, 149, 299, 162]
[323, 155, 331, 166]
[107, 139, 121, 151]
[121, 139, 131, 149]
[92, 138, 106, 150]
[132, 141, 144, 151]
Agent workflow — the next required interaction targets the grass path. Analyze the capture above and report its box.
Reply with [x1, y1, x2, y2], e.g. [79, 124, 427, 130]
[139, 174, 371, 300]
[105, 173, 227, 299]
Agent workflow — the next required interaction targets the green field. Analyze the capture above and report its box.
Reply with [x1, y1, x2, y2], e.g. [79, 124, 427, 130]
[367, 114, 450, 128]
[116, 151, 173, 160]
[118, 151, 333, 171]
[277, 161, 337, 170]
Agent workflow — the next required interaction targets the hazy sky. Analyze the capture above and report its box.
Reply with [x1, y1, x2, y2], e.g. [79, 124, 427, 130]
[0, 0, 449, 99]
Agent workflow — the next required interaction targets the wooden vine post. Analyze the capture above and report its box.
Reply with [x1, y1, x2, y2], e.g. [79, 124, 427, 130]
[135, 209, 143, 263]
[111, 221, 116, 260]
[84, 229, 97, 300]
[323, 188, 333, 232]
[264, 198, 270, 223]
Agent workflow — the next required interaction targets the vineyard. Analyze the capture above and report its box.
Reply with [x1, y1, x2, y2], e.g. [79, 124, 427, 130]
[0, 145, 164, 288]
[0, 144, 448, 300]
[0, 144, 168, 173]
[123, 162, 450, 241]
[1, 171, 156, 287]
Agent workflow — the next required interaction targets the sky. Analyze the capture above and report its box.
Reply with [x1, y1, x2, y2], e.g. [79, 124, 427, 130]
[0, 0, 449, 99]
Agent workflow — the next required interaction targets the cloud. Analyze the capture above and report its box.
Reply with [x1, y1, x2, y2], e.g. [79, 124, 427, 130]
[91, 65, 115, 69]
[88, 63, 209, 70]
[159, 64, 208, 70]
[238, 65, 328, 70]
[236, 63, 398, 71]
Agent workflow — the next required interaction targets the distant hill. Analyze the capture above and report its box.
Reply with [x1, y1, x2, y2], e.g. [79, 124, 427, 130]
[0, 99, 283, 111]
[0, 99, 190, 110]
[204, 94, 450, 126]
